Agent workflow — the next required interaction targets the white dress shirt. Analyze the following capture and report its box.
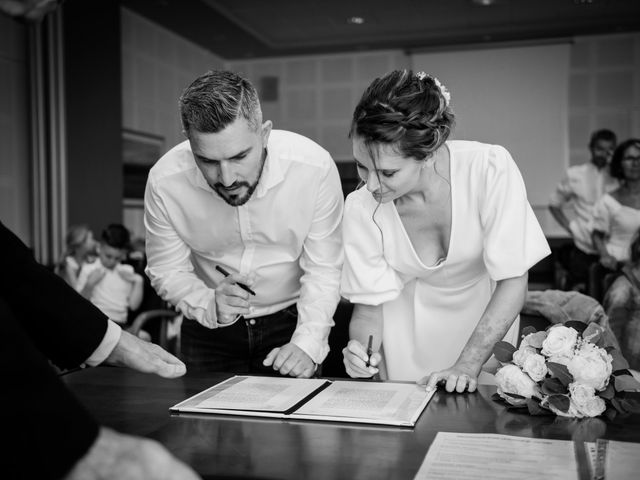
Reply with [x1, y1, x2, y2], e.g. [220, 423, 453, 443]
[144, 130, 344, 363]
[549, 162, 618, 253]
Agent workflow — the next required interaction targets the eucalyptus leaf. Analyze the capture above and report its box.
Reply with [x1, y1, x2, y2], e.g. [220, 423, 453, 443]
[565, 320, 588, 335]
[599, 383, 615, 400]
[527, 399, 551, 416]
[548, 394, 570, 413]
[614, 375, 640, 392]
[611, 349, 630, 371]
[547, 362, 574, 386]
[493, 341, 516, 363]
[542, 377, 567, 395]
[582, 322, 603, 344]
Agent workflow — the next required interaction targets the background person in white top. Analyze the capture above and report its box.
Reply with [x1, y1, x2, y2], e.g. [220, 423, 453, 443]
[77, 224, 144, 325]
[144, 70, 343, 378]
[549, 129, 618, 289]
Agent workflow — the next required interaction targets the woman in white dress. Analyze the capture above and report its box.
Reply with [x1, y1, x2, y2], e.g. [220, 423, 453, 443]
[341, 70, 550, 393]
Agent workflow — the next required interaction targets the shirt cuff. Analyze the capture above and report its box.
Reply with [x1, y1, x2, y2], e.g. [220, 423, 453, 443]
[84, 320, 122, 367]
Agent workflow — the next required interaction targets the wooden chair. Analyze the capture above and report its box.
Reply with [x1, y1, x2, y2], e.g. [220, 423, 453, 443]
[128, 309, 182, 356]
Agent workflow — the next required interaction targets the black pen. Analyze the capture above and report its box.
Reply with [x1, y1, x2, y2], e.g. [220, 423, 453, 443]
[365, 334, 373, 367]
[215, 265, 256, 296]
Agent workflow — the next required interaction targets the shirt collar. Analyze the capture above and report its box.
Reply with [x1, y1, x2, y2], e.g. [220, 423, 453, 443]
[255, 147, 284, 198]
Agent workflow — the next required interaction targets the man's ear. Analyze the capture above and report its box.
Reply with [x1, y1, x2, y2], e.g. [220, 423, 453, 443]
[261, 120, 272, 147]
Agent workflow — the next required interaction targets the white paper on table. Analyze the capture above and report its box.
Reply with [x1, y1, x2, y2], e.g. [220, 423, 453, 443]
[292, 381, 433, 425]
[195, 376, 327, 412]
[414, 432, 578, 480]
[604, 439, 640, 480]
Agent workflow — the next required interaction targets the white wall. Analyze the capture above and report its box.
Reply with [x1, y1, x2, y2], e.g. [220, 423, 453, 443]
[120, 7, 225, 239]
[227, 50, 409, 162]
[412, 44, 571, 236]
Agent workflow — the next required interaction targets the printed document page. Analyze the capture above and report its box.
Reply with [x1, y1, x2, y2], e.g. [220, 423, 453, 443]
[604, 439, 640, 480]
[188, 376, 327, 412]
[292, 381, 433, 425]
[414, 432, 578, 480]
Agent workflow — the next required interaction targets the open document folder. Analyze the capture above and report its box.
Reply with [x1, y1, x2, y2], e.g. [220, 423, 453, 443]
[170, 375, 435, 427]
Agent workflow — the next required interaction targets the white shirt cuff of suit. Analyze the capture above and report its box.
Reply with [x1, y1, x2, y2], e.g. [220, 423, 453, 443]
[85, 320, 123, 367]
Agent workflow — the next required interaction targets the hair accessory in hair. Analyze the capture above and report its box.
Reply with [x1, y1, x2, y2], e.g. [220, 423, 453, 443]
[416, 71, 427, 81]
[431, 76, 451, 107]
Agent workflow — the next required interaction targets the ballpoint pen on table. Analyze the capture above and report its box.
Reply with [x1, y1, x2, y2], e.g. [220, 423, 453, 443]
[215, 265, 256, 296]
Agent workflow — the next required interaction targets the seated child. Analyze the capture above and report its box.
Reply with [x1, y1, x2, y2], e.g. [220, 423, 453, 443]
[76, 224, 143, 326]
[54, 224, 96, 289]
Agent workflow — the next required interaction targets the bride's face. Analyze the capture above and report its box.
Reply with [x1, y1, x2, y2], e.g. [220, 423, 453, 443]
[352, 136, 423, 203]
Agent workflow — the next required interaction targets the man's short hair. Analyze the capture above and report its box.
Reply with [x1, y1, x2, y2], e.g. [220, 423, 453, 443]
[179, 70, 262, 137]
[589, 129, 617, 149]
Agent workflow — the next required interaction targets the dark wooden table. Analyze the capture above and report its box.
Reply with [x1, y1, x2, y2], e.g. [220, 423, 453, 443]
[63, 366, 640, 480]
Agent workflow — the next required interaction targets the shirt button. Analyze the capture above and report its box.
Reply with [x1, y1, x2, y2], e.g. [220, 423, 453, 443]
[248, 319, 256, 326]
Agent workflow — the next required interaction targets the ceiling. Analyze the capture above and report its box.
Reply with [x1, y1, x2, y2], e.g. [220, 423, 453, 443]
[121, 0, 640, 60]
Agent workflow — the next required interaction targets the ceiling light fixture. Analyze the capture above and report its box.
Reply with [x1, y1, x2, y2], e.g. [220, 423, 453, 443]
[472, 0, 496, 5]
[347, 16, 365, 25]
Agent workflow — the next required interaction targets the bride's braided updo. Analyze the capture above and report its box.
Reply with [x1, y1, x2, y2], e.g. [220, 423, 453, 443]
[350, 69, 455, 160]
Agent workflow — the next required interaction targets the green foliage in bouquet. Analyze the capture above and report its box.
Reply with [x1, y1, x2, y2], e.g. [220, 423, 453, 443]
[492, 321, 640, 420]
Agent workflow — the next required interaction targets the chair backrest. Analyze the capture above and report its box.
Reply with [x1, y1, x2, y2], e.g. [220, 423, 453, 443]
[129, 309, 181, 356]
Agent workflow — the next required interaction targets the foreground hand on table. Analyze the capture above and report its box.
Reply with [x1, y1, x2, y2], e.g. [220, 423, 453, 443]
[342, 339, 382, 378]
[105, 330, 186, 378]
[263, 342, 316, 378]
[419, 362, 480, 393]
[65, 427, 201, 480]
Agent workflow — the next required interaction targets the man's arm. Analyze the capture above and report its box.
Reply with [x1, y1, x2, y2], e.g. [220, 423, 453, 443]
[548, 172, 574, 235]
[548, 204, 573, 236]
[263, 159, 344, 376]
[144, 179, 221, 328]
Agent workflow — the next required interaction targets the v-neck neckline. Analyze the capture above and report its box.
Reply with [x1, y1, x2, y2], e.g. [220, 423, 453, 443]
[389, 143, 454, 270]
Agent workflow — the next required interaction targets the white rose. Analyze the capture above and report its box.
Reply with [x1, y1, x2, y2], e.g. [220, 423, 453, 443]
[495, 364, 540, 406]
[567, 343, 613, 391]
[522, 353, 548, 382]
[512, 345, 536, 367]
[521, 331, 548, 349]
[541, 325, 578, 359]
[569, 382, 606, 417]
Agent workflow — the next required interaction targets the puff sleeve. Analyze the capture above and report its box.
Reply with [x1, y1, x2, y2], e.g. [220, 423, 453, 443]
[480, 145, 551, 280]
[340, 192, 404, 305]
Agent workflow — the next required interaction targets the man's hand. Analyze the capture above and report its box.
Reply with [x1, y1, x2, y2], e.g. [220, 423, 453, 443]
[263, 343, 315, 378]
[104, 330, 186, 378]
[65, 427, 200, 480]
[214, 273, 254, 325]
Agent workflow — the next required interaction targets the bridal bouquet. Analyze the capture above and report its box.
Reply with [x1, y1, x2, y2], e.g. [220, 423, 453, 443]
[492, 321, 640, 419]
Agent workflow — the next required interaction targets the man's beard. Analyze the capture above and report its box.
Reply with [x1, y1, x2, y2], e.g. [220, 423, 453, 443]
[213, 148, 267, 206]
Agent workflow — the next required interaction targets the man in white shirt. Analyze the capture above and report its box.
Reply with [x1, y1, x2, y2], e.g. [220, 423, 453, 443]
[549, 128, 617, 288]
[145, 70, 343, 378]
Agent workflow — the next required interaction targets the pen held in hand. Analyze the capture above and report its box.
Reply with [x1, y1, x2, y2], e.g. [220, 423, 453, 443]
[365, 334, 373, 368]
[215, 265, 256, 296]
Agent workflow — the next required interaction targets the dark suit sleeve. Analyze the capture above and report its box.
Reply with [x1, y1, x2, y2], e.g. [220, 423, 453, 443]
[3, 298, 100, 479]
[0, 221, 109, 369]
